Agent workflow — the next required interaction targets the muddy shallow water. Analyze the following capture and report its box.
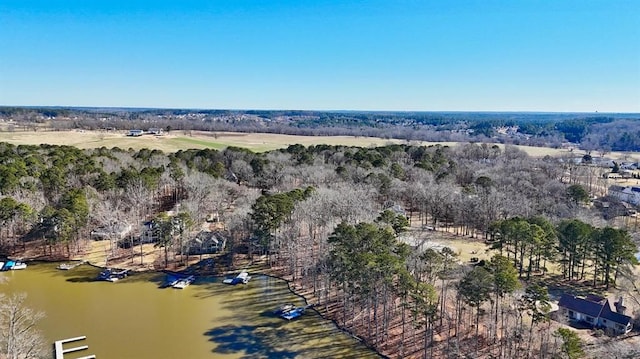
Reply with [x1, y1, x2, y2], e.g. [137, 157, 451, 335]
[0, 263, 379, 359]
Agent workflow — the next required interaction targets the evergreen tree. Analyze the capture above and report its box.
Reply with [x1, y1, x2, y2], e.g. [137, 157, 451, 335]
[555, 328, 584, 359]
[457, 267, 494, 349]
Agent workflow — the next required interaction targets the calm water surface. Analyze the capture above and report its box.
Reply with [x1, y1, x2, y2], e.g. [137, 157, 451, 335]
[0, 263, 379, 359]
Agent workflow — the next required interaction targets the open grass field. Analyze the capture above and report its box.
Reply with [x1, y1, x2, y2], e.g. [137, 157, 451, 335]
[0, 129, 638, 160]
[0, 130, 405, 153]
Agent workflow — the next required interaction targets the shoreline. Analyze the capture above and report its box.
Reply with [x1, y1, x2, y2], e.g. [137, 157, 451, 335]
[18, 256, 389, 358]
[257, 272, 390, 359]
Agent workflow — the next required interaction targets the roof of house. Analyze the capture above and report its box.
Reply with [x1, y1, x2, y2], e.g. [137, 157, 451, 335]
[558, 294, 633, 326]
[91, 222, 132, 237]
[600, 302, 633, 326]
[195, 230, 224, 244]
[558, 294, 605, 318]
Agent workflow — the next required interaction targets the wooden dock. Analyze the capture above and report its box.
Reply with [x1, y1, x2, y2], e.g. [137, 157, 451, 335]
[54, 336, 96, 359]
[57, 261, 85, 270]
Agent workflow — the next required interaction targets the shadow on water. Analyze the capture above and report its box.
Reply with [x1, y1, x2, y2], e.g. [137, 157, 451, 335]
[64, 276, 96, 283]
[205, 318, 379, 359]
[206, 324, 298, 359]
[203, 275, 382, 359]
[43, 263, 166, 286]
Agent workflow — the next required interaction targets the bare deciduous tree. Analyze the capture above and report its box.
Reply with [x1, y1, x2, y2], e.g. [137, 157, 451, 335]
[0, 293, 46, 359]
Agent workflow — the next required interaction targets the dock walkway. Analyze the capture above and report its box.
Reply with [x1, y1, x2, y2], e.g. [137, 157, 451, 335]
[54, 336, 96, 359]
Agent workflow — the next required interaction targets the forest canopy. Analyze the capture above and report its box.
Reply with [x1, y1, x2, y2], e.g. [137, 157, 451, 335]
[0, 139, 638, 359]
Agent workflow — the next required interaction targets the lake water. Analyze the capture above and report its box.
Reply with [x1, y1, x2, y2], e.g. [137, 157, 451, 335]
[0, 263, 379, 359]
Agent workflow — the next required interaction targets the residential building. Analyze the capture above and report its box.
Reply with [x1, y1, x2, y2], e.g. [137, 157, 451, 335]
[90, 222, 132, 240]
[186, 230, 226, 255]
[557, 294, 633, 335]
[609, 185, 640, 206]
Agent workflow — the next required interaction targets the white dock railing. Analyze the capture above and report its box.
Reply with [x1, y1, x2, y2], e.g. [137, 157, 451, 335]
[54, 336, 96, 359]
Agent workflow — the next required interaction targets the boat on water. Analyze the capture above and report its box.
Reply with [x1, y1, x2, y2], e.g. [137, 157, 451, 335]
[222, 271, 251, 285]
[172, 275, 196, 289]
[97, 268, 129, 282]
[2, 260, 27, 270]
[11, 261, 27, 270]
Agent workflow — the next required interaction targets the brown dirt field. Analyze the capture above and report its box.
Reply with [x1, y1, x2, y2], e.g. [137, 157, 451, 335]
[401, 228, 492, 264]
[404, 217, 494, 263]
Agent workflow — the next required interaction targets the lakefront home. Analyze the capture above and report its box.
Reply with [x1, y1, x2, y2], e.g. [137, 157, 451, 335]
[557, 294, 633, 335]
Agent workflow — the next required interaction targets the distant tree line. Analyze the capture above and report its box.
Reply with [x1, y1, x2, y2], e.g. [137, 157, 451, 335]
[2, 107, 640, 151]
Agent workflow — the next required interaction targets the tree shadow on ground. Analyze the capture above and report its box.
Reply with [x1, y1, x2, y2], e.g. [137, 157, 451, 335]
[546, 274, 605, 298]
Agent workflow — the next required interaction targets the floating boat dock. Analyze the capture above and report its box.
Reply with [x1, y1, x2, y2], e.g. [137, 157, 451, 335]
[54, 336, 95, 359]
[222, 271, 251, 285]
[97, 268, 129, 282]
[280, 304, 313, 320]
[172, 275, 196, 289]
[58, 261, 85, 270]
[273, 303, 295, 316]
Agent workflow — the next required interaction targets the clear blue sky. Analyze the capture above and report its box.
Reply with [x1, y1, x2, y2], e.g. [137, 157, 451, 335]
[1, 0, 639, 112]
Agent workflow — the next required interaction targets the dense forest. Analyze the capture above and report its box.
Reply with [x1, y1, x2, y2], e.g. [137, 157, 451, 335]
[2, 107, 640, 151]
[0, 138, 639, 358]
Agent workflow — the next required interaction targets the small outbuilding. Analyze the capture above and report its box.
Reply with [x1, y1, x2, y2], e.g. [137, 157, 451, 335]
[127, 129, 144, 137]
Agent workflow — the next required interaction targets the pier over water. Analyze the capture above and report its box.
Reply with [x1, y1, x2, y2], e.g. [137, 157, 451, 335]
[2, 263, 380, 358]
[54, 336, 95, 359]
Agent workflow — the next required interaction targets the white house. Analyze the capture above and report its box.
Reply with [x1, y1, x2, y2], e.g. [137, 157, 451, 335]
[127, 129, 144, 137]
[609, 185, 640, 206]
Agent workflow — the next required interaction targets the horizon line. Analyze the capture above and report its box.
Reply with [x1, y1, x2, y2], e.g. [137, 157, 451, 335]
[1, 104, 639, 116]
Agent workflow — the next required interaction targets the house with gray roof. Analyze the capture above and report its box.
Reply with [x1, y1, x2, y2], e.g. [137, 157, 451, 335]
[609, 185, 640, 206]
[90, 222, 132, 240]
[185, 230, 226, 255]
[127, 129, 144, 137]
[557, 294, 633, 335]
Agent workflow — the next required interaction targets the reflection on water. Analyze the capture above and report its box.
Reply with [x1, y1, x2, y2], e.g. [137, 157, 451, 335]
[0, 263, 379, 359]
